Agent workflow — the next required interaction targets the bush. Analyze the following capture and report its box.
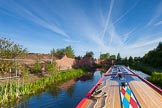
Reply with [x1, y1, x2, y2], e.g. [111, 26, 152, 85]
[21, 66, 29, 77]
[32, 60, 41, 73]
[148, 72, 162, 88]
[45, 62, 58, 75]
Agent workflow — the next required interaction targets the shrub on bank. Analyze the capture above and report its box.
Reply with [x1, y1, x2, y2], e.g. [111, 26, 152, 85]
[148, 72, 162, 88]
[45, 62, 58, 75]
[32, 60, 41, 73]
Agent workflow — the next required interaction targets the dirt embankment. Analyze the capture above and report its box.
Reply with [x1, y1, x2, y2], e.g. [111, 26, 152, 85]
[18, 53, 52, 65]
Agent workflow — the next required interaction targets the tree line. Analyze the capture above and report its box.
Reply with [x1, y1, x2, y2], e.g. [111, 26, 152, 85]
[50, 46, 75, 59]
[1, 37, 161, 76]
[121, 42, 162, 70]
[51, 47, 94, 59]
[142, 42, 162, 68]
[100, 42, 162, 69]
[0, 38, 95, 76]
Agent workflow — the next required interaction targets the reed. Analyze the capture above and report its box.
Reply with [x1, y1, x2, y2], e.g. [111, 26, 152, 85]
[0, 69, 85, 104]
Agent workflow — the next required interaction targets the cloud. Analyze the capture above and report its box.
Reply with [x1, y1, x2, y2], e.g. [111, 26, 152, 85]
[109, 1, 139, 28]
[99, 0, 138, 49]
[154, 21, 162, 26]
[122, 28, 136, 44]
[64, 38, 80, 43]
[0, 1, 69, 38]
[117, 30, 162, 57]
[101, 0, 114, 40]
[128, 37, 162, 49]
[147, 1, 162, 26]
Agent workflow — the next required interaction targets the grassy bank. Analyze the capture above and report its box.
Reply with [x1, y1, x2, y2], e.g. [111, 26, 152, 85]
[147, 72, 162, 88]
[129, 63, 162, 88]
[0, 69, 85, 104]
[130, 63, 162, 75]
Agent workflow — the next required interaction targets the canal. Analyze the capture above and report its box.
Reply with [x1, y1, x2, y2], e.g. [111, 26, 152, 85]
[16, 71, 103, 108]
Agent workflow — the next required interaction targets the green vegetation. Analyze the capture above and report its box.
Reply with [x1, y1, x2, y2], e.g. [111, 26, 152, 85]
[120, 42, 162, 74]
[120, 42, 162, 87]
[148, 72, 162, 88]
[99, 53, 117, 60]
[45, 62, 58, 75]
[52, 45, 75, 58]
[0, 69, 85, 104]
[100, 53, 109, 60]
[32, 59, 41, 73]
[109, 55, 116, 60]
[0, 38, 27, 76]
[117, 53, 122, 64]
[84, 51, 94, 58]
[0, 38, 86, 104]
[143, 42, 162, 69]
[20, 66, 30, 77]
[0, 38, 27, 59]
[130, 64, 152, 75]
[64, 46, 75, 58]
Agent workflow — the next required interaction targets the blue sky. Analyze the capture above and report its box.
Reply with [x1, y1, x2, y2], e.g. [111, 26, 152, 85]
[0, 0, 162, 58]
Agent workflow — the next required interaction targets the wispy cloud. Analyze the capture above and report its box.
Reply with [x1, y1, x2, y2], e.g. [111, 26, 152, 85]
[147, 1, 162, 26]
[128, 37, 162, 49]
[122, 28, 136, 44]
[109, 1, 139, 28]
[64, 38, 80, 43]
[154, 21, 162, 26]
[99, 0, 139, 50]
[1, 1, 69, 38]
[101, 0, 114, 40]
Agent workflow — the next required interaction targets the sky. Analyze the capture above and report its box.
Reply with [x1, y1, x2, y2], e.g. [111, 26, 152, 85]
[0, 0, 162, 58]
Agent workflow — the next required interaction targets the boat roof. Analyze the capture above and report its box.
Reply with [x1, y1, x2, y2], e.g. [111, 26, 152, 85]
[76, 65, 162, 108]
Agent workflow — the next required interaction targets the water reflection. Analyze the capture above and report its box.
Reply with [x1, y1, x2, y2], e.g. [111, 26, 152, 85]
[76, 72, 94, 81]
[48, 72, 96, 98]
[66, 85, 75, 98]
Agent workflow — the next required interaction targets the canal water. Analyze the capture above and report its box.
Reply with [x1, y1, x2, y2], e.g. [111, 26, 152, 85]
[17, 71, 103, 108]
[130, 69, 150, 78]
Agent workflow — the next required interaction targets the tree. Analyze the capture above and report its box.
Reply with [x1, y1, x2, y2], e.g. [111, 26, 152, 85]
[52, 46, 75, 58]
[156, 42, 162, 51]
[142, 42, 162, 68]
[117, 53, 121, 64]
[109, 55, 116, 60]
[0, 38, 27, 58]
[33, 59, 41, 73]
[64, 45, 75, 58]
[100, 53, 109, 60]
[0, 38, 27, 76]
[134, 57, 141, 62]
[75, 56, 81, 60]
[54, 48, 65, 58]
[45, 61, 58, 75]
[84, 51, 94, 58]
[128, 56, 134, 65]
[122, 57, 128, 65]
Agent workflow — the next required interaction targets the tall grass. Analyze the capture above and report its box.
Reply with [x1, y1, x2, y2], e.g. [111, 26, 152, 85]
[147, 72, 162, 88]
[0, 69, 85, 104]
